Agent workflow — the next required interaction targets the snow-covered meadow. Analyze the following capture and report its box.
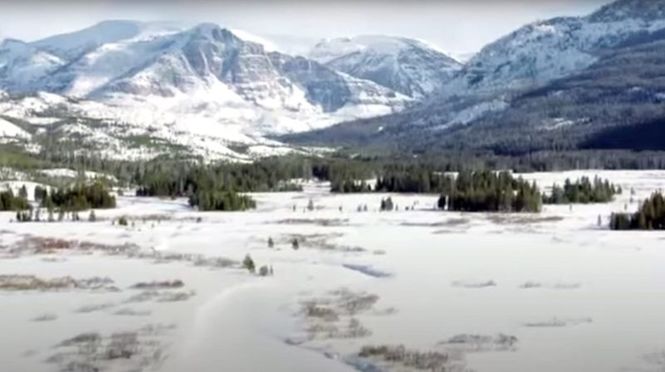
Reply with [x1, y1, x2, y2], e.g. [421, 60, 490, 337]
[1, 170, 665, 372]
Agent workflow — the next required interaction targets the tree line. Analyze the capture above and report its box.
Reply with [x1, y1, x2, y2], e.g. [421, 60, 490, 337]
[0, 189, 30, 211]
[437, 171, 542, 213]
[543, 177, 621, 204]
[610, 192, 665, 230]
[332, 169, 543, 213]
[188, 190, 256, 211]
[40, 183, 116, 211]
[1, 183, 115, 214]
[133, 158, 312, 197]
[331, 165, 455, 194]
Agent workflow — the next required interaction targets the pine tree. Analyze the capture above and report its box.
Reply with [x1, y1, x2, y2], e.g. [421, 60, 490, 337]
[610, 192, 665, 230]
[380, 197, 394, 211]
[19, 185, 28, 200]
[243, 254, 255, 273]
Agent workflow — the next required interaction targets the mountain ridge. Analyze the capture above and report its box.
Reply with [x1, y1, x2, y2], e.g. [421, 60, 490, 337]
[284, 0, 665, 154]
[310, 35, 461, 98]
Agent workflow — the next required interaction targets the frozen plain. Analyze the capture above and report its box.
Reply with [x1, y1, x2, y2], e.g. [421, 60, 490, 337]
[1, 170, 665, 372]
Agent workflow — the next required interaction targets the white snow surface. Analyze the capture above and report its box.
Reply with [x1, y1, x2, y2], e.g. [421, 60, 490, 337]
[0, 118, 30, 139]
[2, 170, 665, 372]
[38, 168, 117, 182]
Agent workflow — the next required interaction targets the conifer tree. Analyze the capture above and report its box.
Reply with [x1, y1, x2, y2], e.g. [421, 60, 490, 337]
[243, 254, 255, 273]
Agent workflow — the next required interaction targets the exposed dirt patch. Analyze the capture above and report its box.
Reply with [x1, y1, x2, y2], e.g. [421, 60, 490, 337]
[351, 345, 467, 372]
[31, 313, 58, 322]
[401, 218, 470, 227]
[46, 324, 173, 372]
[275, 218, 349, 227]
[5, 234, 238, 271]
[0, 275, 118, 292]
[125, 290, 196, 304]
[114, 308, 152, 317]
[74, 302, 116, 314]
[342, 264, 392, 278]
[486, 215, 564, 225]
[279, 233, 365, 252]
[438, 333, 518, 353]
[519, 281, 581, 290]
[451, 280, 496, 289]
[130, 280, 184, 290]
[6, 236, 139, 256]
[524, 317, 592, 328]
[289, 288, 387, 343]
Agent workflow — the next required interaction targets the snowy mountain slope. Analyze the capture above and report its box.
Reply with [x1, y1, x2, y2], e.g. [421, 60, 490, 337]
[0, 39, 64, 92]
[0, 91, 320, 161]
[444, 0, 665, 98]
[285, 0, 665, 154]
[32, 20, 153, 59]
[0, 117, 30, 140]
[0, 22, 407, 130]
[0, 21, 183, 95]
[0, 21, 412, 161]
[287, 27, 665, 155]
[310, 35, 461, 98]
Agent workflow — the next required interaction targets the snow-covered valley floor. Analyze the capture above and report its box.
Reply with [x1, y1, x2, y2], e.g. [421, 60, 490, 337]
[2, 170, 665, 372]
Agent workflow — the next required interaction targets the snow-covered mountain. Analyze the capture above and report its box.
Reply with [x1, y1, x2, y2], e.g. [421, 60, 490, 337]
[444, 0, 665, 98]
[310, 35, 461, 98]
[0, 21, 410, 160]
[285, 0, 665, 154]
[0, 90, 325, 161]
[0, 21, 407, 119]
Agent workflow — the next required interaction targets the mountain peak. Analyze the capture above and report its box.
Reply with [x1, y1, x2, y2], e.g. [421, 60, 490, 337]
[588, 0, 665, 22]
[311, 35, 441, 63]
[0, 38, 29, 48]
[309, 35, 461, 98]
[190, 22, 223, 34]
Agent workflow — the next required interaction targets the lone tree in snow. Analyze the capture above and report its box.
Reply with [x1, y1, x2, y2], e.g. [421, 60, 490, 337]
[268, 237, 274, 248]
[243, 254, 255, 273]
[292, 238, 299, 250]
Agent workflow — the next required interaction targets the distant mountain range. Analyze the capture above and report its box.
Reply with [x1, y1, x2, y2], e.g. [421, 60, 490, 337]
[286, 0, 665, 154]
[1, 22, 455, 160]
[0, 21, 465, 160]
[1, 0, 664, 161]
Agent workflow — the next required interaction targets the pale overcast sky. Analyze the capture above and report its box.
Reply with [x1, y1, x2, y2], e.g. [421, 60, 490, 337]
[0, 0, 613, 58]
